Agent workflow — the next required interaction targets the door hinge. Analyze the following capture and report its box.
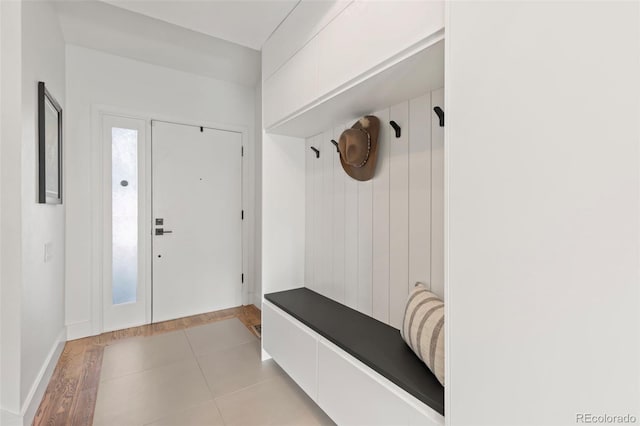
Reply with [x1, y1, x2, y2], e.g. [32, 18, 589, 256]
[241, 210, 244, 220]
[241, 273, 244, 284]
[241, 146, 244, 157]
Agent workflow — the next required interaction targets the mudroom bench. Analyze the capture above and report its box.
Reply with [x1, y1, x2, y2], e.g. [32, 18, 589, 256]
[263, 288, 445, 426]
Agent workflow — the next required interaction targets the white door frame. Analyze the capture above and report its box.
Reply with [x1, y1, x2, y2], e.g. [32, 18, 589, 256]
[90, 105, 251, 334]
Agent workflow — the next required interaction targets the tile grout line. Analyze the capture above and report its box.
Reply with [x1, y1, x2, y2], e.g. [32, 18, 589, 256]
[187, 321, 277, 404]
[185, 325, 239, 426]
[98, 331, 193, 385]
[214, 374, 286, 402]
[140, 399, 226, 426]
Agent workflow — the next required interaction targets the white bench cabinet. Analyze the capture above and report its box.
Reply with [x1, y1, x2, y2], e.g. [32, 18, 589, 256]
[262, 299, 444, 426]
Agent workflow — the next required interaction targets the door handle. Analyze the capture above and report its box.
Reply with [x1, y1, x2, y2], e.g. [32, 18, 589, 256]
[155, 228, 173, 236]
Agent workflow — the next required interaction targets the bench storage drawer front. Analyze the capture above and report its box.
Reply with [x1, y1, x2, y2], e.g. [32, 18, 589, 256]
[317, 340, 443, 426]
[317, 340, 410, 425]
[262, 302, 318, 400]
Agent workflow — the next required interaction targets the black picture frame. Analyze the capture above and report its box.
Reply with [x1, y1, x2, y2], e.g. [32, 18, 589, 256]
[38, 81, 63, 204]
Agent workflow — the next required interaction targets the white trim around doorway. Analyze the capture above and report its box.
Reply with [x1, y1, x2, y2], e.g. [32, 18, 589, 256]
[86, 104, 253, 337]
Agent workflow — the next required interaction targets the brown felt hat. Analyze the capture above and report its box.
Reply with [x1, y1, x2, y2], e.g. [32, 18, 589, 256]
[338, 115, 380, 181]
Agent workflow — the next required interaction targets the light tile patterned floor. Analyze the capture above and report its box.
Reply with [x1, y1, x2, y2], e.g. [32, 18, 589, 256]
[93, 318, 334, 426]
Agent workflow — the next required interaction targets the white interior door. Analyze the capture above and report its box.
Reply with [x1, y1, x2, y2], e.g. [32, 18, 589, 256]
[152, 121, 243, 323]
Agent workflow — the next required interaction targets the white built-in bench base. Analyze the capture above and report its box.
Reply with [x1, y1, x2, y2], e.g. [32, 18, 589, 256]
[263, 298, 444, 426]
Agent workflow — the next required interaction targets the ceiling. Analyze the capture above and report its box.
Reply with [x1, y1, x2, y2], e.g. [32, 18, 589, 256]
[54, 1, 262, 86]
[101, 0, 300, 50]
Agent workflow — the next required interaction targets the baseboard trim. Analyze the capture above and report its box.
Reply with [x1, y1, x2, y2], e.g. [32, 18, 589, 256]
[66, 319, 93, 340]
[1, 408, 22, 426]
[252, 294, 262, 309]
[21, 327, 66, 426]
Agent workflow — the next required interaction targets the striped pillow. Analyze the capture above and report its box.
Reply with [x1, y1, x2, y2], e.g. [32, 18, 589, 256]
[400, 283, 445, 386]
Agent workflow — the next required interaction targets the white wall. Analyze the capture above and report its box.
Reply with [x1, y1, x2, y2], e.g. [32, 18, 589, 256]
[446, 2, 640, 424]
[261, 0, 351, 81]
[260, 133, 306, 297]
[0, 0, 23, 419]
[54, 0, 261, 88]
[304, 90, 445, 329]
[1, 1, 67, 424]
[20, 0, 67, 414]
[65, 45, 257, 339]
[0, 0, 3, 417]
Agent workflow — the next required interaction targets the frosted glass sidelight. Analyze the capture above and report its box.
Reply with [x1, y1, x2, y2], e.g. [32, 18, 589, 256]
[112, 127, 138, 305]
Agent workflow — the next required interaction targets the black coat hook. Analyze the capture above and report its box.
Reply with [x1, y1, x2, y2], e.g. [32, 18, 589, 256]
[331, 139, 340, 153]
[433, 106, 444, 127]
[389, 121, 401, 138]
[310, 146, 320, 158]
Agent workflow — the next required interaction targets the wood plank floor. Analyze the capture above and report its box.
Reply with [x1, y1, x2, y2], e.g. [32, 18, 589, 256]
[32, 305, 261, 426]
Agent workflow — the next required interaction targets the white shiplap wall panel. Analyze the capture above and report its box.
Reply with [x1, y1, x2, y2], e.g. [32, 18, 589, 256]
[332, 124, 347, 303]
[304, 90, 443, 328]
[344, 123, 359, 310]
[305, 138, 314, 287]
[357, 168, 373, 316]
[321, 130, 335, 298]
[430, 88, 445, 298]
[313, 133, 327, 296]
[371, 108, 391, 323]
[408, 94, 432, 292]
[311, 134, 323, 294]
[388, 101, 410, 329]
